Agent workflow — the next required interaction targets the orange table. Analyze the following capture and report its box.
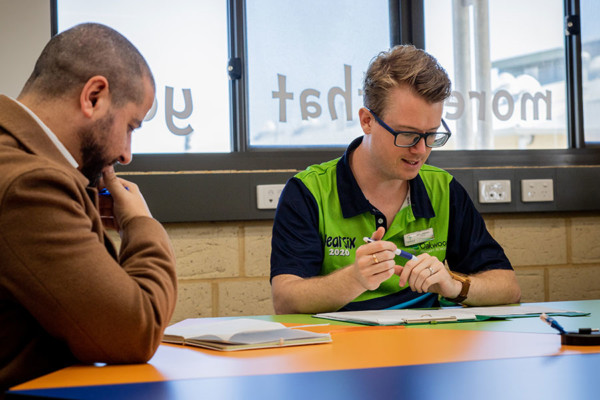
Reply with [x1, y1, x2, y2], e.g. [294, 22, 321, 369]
[7, 300, 600, 399]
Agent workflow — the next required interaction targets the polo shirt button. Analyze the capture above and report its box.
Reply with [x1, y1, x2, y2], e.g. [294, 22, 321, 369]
[377, 218, 384, 224]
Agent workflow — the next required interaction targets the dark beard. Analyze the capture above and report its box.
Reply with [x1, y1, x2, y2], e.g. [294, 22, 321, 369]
[79, 113, 115, 186]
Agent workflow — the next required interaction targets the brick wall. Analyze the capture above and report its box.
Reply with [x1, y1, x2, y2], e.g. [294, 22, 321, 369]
[489, 212, 600, 303]
[163, 221, 275, 322]
[111, 211, 600, 323]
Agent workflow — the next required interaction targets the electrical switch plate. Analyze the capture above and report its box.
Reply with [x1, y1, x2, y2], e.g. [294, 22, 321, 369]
[521, 179, 554, 202]
[478, 180, 512, 203]
[256, 184, 285, 209]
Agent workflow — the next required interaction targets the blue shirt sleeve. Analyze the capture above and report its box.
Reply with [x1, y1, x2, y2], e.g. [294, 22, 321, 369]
[446, 178, 513, 274]
[270, 177, 324, 281]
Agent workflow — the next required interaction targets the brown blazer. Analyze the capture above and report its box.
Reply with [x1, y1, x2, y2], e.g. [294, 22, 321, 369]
[0, 95, 177, 391]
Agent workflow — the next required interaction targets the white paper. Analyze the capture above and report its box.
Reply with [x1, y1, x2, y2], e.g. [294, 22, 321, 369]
[315, 305, 584, 325]
[165, 318, 287, 341]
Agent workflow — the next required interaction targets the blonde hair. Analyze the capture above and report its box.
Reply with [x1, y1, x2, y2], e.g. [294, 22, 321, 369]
[363, 45, 451, 117]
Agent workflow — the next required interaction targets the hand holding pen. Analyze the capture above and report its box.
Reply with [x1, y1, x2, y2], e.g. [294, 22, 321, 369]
[350, 227, 399, 291]
[362, 231, 462, 298]
[363, 237, 417, 261]
[98, 166, 152, 232]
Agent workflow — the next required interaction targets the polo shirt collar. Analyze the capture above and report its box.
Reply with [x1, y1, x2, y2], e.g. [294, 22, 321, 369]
[337, 136, 436, 219]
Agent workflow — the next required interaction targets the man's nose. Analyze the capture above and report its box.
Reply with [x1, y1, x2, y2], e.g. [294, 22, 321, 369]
[117, 141, 132, 165]
[409, 136, 428, 153]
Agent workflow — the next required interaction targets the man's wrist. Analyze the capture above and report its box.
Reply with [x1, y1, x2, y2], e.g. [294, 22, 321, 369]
[448, 278, 463, 299]
[345, 263, 370, 293]
[445, 272, 471, 304]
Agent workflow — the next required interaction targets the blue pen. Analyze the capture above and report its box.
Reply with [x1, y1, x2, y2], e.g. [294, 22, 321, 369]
[99, 187, 129, 196]
[540, 313, 567, 335]
[363, 237, 417, 261]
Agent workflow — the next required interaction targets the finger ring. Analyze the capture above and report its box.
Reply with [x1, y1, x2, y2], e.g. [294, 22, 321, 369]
[372, 254, 379, 264]
[428, 267, 434, 276]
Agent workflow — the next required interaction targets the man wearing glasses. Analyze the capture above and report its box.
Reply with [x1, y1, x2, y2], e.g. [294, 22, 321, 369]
[270, 45, 521, 314]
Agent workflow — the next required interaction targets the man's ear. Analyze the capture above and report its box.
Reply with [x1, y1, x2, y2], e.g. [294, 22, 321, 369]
[358, 107, 374, 134]
[80, 76, 110, 119]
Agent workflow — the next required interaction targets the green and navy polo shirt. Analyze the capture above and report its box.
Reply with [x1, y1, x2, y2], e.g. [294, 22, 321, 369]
[270, 136, 512, 310]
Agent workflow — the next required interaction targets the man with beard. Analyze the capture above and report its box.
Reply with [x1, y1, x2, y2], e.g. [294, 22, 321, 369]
[0, 23, 177, 392]
[270, 45, 521, 314]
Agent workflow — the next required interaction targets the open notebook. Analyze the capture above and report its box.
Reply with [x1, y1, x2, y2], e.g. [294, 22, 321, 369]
[163, 318, 332, 351]
[314, 305, 589, 326]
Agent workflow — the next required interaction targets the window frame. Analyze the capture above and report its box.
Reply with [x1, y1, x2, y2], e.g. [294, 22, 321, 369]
[50, 0, 600, 222]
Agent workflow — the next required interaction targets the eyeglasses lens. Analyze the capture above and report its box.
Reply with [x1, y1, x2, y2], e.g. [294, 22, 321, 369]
[394, 132, 449, 148]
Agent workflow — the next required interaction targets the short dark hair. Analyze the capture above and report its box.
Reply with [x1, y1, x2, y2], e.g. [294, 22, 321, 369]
[20, 23, 154, 107]
[363, 45, 451, 117]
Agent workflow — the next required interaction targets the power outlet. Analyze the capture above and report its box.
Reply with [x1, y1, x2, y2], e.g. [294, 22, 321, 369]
[521, 179, 554, 202]
[478, 180, 512, 203]
[256, 184, 285, 209]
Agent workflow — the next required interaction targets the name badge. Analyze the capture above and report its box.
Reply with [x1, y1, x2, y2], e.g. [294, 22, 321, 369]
[404, 228, 434, 246]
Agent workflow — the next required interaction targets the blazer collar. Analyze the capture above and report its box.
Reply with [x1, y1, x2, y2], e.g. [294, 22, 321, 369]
[0, 95, 89, 188]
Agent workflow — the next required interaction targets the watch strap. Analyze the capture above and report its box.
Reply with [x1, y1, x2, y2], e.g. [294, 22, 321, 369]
[446, 272, 471, 304]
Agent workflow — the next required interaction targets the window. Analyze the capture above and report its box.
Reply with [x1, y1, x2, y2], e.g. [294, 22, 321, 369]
[245, 0, 390, 148]
[424, 0, 567, 150]
[56, 0, 231, 153]
[581, 0, 600, 145]
[49, 0, 600, 221]
[55, 0, 600, 153]
[57, 0, 391, 152]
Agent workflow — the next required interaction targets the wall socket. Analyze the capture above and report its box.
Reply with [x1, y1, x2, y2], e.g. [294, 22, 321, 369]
[256, 184, 285, 209]
[521, 179, 554, 202]
[478, 180, 512, 203]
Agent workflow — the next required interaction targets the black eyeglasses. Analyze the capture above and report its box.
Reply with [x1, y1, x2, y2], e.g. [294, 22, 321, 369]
[367, 108, 452, 148]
